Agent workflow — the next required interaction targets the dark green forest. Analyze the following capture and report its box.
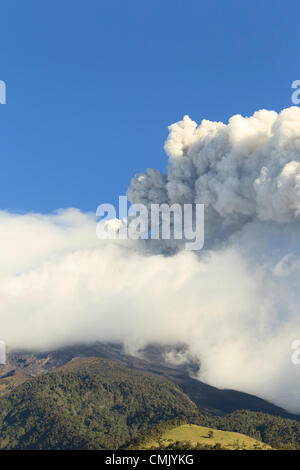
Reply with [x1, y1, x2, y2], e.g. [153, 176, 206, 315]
[0, 358, 197, 449]
[0, 357, 299, 450]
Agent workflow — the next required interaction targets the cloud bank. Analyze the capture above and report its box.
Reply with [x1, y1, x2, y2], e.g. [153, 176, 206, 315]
[1, 107, 300, 413]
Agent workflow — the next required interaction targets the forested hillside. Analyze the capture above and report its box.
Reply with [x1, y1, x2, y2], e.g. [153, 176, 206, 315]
[0, 358, 198, 450]
[0, 355, 299, 450]
[197, 410, 300, 450]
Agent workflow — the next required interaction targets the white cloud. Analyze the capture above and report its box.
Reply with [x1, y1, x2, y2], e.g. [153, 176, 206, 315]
[2, 107, 300, 413]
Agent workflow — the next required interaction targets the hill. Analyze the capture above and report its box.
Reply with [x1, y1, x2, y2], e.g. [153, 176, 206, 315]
[0, 357, 198, 450]
[198, 410, 300, 450]
[1, 346, 300, 449]
[2, 342, 298, 420]
[127, 423, 273, 450]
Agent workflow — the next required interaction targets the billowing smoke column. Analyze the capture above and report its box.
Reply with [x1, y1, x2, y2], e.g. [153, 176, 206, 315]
[127, 106, 300, 411]
[128, 107, 300, 239]
[1, 107, 300, 413]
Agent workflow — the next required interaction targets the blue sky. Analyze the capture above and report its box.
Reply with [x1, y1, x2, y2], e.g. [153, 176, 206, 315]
[0, 0, 299, 213]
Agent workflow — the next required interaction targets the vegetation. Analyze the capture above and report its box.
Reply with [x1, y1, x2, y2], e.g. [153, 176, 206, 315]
[126, 423, 272, 450]
[0, 358, 198, 450]
[0, 356, 299, 450]
[196, 410, 300, 450]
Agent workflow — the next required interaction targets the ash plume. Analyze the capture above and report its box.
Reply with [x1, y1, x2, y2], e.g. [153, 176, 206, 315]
[1, 107, 300, 412]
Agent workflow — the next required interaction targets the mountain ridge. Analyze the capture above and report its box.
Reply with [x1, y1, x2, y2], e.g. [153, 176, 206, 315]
[1, 342, 298, 421]
[0, 355, 300, 449]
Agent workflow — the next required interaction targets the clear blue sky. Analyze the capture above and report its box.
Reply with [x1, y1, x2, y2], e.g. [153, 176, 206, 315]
[0, 0, 299, 213]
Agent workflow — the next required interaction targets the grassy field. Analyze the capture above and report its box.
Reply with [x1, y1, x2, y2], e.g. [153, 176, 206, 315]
[140, 424, 273, 450]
